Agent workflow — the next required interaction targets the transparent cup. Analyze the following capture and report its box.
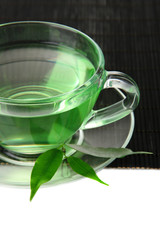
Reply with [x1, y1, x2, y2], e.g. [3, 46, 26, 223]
[0, 21, 140, 162]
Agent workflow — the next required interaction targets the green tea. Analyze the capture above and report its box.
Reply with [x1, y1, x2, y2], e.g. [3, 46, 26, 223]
[0, 43, 98, 155]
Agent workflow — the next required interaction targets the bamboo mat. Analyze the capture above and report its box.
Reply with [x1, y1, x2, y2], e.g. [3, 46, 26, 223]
[0, 0, 159, 168]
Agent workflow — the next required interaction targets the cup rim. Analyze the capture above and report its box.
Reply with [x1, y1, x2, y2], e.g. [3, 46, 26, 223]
[0, 21, 105, 104]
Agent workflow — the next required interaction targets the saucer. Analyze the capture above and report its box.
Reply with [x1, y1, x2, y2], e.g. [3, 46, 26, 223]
[0, 89, 135, 186]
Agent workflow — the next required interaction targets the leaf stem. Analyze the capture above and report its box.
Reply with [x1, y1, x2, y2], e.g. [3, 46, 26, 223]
[61, 146, 67, 160]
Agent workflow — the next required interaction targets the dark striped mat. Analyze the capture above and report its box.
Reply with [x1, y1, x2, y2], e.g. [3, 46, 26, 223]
[0, 0, 159, 168]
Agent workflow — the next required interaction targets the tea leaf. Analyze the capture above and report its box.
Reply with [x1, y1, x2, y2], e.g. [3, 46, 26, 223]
[67, 156, 109, 186]
[30, 148, 63, 201]
[68, 144, 152, 159]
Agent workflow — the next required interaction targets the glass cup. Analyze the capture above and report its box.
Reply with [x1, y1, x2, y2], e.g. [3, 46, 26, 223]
[0, 21, 140, 162]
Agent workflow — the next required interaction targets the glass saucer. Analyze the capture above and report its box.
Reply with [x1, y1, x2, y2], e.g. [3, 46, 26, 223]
[0, 89, 135, 186]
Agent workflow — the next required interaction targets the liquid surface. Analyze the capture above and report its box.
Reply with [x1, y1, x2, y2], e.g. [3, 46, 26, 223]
[0, 43, 97, 155]
[0, 43, 95, 100]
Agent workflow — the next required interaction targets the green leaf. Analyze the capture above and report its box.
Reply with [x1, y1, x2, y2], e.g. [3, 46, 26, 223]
[67, 156, 109, 186]
[30, 148, 63, 201]
[67, 144, 153, 159]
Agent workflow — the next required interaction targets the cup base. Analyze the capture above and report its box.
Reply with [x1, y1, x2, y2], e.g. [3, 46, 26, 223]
[0, 130, 84, 167]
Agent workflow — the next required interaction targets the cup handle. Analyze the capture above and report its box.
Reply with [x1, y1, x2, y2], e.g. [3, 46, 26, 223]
[81, 71, 140, 130]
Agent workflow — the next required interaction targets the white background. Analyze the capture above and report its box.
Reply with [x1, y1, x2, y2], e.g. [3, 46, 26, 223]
[0, 169, 160, 240]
